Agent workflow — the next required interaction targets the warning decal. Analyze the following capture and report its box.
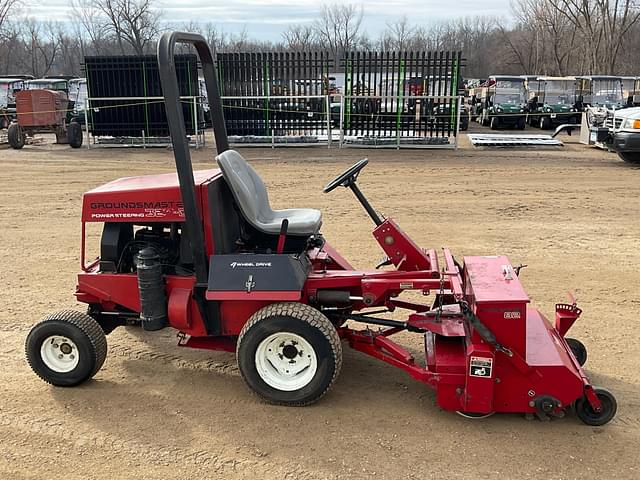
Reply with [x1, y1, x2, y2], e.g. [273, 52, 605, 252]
[469, 356, 493, 378]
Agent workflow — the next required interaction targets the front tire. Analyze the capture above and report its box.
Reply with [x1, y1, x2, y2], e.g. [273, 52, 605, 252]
[67, 121, 83, 148]
[618, 151, 640, 164]
[8, 123, 25, 149]
[540, 116, 551, 129]
[490, 116, 499, 130]
[26, 310, 107, 387]
[237, 303, 342, 406]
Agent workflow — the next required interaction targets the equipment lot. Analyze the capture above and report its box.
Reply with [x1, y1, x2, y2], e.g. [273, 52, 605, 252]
[1, 135, 639, 479]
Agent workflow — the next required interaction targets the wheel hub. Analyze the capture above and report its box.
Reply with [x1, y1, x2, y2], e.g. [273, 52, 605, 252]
[40, 335, 79, 373]
[255, 332, 318, 391]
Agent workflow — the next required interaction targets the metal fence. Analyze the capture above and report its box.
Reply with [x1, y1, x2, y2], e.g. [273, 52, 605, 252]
[84, 54, 203, 138]
[216, 50, 464, 148]
[340, 51, 464, 147]
[217, 52, 334, 142]
[79, 50, 464, 149]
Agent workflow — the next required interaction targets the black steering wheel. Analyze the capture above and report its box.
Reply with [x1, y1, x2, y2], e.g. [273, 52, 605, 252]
[323, 158, 369, 193]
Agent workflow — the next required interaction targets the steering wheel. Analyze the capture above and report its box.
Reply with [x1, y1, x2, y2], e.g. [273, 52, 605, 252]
[323, 158, 369, 193]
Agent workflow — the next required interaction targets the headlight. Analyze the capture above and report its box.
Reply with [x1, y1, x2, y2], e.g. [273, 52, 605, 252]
[520, 108, 524, 112]
[545, 107, 553, 113]
[570, 108, 576, 112]
[496, 107, 503, 113]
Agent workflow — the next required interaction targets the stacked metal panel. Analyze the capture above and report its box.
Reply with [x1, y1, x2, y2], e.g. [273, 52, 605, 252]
[84, 54, 202, 137]
[341, 51, 464, 140]
[217, 52, 334, 137]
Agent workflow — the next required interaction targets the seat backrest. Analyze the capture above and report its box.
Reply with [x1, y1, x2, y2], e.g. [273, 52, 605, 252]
[216, 150, 272, 226]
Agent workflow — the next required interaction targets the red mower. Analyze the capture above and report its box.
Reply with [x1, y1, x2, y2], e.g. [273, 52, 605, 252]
[26, 32, 616, 426]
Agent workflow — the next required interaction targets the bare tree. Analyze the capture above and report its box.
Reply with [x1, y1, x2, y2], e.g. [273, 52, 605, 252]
[16, 19, 64, 77]
[282, 24, 318, 51]
[0, 0, 18, 35]
[379, 16, 417, 51]
[201, 23, 229, 55]
[97, 0, 162, 55]
[70, 0, 109, 55]
[313, 3, 363, 58]
[547, 0, 640, 73]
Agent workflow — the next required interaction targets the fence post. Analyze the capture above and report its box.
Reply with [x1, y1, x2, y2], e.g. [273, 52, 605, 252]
[192, 96, 198, 149]
[454, 96, 462, 150]
[84, 98, 90, 150]
[339, 95, 345, 148]
[325, 95, 332, 148]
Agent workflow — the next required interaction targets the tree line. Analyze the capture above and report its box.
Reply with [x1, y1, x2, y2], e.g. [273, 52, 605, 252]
[0, 0, 638, 79]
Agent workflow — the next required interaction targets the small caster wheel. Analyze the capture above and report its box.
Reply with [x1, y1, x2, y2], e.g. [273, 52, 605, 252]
[566, 337, 587, 366]
[575, 388, 617, 426]
[26, 310, 107, 387]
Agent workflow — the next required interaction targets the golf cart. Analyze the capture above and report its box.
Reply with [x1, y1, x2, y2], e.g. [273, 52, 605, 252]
[68, 78, 88, 125]
[0, 77, 28, 129]
[476, 76, 527, 130]
[622, 76, 639, 107]
[576, 76, 625, 110]
[529, 77, 580, 129]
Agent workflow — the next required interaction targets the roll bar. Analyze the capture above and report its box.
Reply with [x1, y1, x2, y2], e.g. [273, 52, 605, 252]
[157, 31, 228, 334]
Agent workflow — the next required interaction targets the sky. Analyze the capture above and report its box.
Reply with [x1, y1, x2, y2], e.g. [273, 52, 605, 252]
[27, 0, 513, 41]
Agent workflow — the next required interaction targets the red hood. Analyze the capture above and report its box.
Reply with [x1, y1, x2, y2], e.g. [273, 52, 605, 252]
[82, 169, 221, 222]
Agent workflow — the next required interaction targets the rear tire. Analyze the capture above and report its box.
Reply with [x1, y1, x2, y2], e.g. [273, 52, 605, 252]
[618, 151, 640, 164]
[540, 116, 551, 129]
[237, 303, 342, 406]
[490, 116, 499, 130]
[7, 123, 25, 149]
[67, 121, 83, 148]
[575, 388, 617, 426]
[25, 310, 107, 387]
[566, 337, 587, 366]
[517, 117, 526, 130]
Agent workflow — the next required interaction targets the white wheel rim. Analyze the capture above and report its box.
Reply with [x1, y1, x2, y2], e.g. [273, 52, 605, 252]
[40, 335, 79, 373]
[255, 332, 318, 391]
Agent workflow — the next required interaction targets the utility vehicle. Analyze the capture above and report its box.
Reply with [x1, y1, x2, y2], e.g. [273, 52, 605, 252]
[25, 32, 617, 426]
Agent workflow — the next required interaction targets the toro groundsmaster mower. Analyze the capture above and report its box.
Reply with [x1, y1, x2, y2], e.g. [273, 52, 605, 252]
[25, 32, 617, 425]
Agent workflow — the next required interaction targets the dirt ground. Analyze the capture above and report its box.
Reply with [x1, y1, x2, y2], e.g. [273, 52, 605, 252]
[1, 132, 639, 480]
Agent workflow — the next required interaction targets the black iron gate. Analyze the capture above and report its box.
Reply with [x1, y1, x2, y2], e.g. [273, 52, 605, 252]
[217, 52, 334, 140]
[341, 51, 464, 145]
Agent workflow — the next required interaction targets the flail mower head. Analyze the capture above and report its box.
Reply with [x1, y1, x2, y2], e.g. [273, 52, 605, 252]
[25, 32, 616, 426]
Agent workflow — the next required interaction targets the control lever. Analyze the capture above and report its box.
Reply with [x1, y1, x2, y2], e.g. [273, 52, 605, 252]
[514, 264, 528, 276]
[375, 256, 393, 269]
[276, 219, 289, 254]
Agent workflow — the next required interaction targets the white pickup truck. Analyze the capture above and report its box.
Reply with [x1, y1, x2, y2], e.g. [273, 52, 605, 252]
[607, 107, 640, 163]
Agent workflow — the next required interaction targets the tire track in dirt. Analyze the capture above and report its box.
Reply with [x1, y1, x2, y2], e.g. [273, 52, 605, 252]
[0, 407, 320, 479]
[0, 322, 29, 332]
[108, 343, 240, 376]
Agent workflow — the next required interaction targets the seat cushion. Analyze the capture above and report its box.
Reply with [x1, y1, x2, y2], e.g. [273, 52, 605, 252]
[263, 207, 322, 235]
